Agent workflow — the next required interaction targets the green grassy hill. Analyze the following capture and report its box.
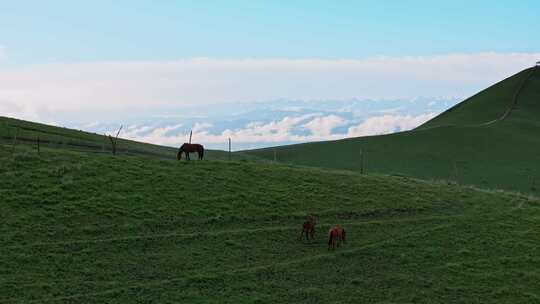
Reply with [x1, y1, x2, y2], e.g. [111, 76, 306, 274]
[420, 67, 535, 128]
[245, 66, 540, 195]
[0, 116, 251, 161]
[3, 143, 540, 303]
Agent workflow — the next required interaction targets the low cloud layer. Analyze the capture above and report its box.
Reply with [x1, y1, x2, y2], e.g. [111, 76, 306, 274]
[347, 113, 436, 137]
[303, 115, 347, 137]
[1, 53, 539, 122]
[119, 113, 437, 150]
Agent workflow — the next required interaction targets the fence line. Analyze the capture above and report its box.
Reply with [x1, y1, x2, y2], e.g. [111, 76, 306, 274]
[0, 135, 175, 159]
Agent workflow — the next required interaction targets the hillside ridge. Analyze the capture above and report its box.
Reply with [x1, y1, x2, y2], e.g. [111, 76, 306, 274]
[417, 66, 537, 130]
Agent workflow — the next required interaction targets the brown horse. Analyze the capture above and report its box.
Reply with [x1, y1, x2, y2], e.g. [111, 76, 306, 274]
[177, 143, 204, 160]
[328, 225, 346, 250]
[299, 214, 317, 241]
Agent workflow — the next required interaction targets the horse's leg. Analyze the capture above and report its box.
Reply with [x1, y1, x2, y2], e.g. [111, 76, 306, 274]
[299, 228, 305, 241]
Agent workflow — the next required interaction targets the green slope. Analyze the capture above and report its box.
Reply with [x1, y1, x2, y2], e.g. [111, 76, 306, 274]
[420, 67, 535, 127]
[245, 66, 540, 195]
[0, 116, 251, 161]
[3, 143, 540, 303]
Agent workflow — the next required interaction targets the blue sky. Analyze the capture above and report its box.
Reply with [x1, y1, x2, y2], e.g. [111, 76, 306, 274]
[1, 1, 539, 149]
[1, 0, 539, 64]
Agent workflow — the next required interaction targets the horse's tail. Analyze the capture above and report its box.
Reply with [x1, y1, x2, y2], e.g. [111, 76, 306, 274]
[200, 146, 204, 160]
[342, 229, 346, 243]
[328, 231, 333, 246]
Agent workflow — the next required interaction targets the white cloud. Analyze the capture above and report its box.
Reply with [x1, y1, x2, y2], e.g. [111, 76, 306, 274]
[117, 113, 436, 148]
[122, 123, 183, 139]
[192, 122, 212, 132]
[303, 115, 347, 137]
[1, 53, 539, 122]
[347, 113, 437, 137]
[223, 114, 318, 142]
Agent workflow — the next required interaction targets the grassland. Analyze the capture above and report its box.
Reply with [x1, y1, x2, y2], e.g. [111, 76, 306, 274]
[0, 116, 252, 161]
[245, 67, 540, 195]
[3, 66, 540, 303]
[3, 142, 540, 303]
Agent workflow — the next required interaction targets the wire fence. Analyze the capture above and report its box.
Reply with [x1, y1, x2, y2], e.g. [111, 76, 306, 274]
[0, 128, 176, 160]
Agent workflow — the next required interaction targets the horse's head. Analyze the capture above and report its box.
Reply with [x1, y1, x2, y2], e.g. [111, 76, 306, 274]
[177, 143, 186, 160]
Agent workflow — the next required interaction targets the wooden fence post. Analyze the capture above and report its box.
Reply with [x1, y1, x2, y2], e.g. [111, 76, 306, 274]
[108, 136, 116, 155]
[453, 161, 459, 184]
[108, 125, 123, 156]
[360, 149, 364, 174]
[11, 127, 19, 155]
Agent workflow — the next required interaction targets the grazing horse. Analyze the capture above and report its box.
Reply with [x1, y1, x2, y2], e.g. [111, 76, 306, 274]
[177, 143, 204, 160]
[299, 214, 317, 241]
[328, 225, 346, 250]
